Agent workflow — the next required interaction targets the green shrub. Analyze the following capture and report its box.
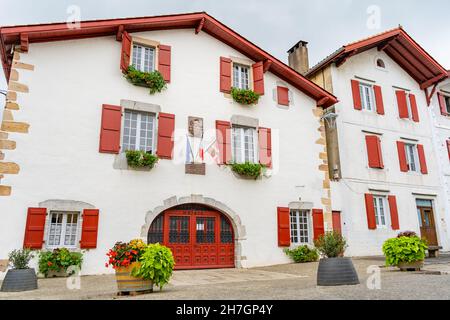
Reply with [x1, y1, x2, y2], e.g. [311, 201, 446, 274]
[284, 245, 319, 263]
[314, 231, 347, 258]
[382, 236, 428, 267]
[126, 150, 159, 169]
[8, 249, 34, 269]
[125, 66, 167, 94]
[230, 87, 260, 105]
[132, 243, 175, 290]
[38, 248, 83, 277]
[230, 162, 264, 179]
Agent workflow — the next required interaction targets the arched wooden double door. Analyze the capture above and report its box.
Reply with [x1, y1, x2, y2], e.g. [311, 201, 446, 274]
[147, 204, 235, 270]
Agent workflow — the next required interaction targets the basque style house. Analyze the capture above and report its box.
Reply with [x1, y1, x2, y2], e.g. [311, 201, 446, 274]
[0, 12, 338, 276]
[290, 28, 450, 256]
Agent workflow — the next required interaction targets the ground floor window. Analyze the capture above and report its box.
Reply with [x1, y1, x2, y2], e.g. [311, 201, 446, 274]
[373, 196, 389, 228]
[47, 211, 80, 248]
[290, 210, 311, 244]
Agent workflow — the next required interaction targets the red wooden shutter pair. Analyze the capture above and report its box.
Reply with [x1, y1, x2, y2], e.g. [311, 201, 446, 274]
[215, 120, 232, 164]
[364, 194, 400, 230]
[120, 31, 171, 82]
[351, 80, 383, 114]
[219, 57, 264, 95]
[258, 127, 272, 168]
[396, 91, 419, 121]
[438, 93, 448, 116]
[23, 208, 100, 249]
[365, 135, 384, 169]
[312, 209, 325, 241]
[99, 105, 175, 159]
[277, 86, 289, 106]
[397, 141, 428, 174]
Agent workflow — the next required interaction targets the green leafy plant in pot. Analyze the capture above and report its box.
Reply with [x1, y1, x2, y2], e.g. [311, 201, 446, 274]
[284, 245, 319, 263]
[314, 231, 359, 286]
[38, 248, 83, 278]
[1, 249, 38, 292]
[382, 231, 428, 271]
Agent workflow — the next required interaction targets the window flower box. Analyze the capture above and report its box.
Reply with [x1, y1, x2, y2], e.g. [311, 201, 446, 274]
[230, 162, 265, 179]
[125, 150, 159, 170]
[231, 87, 260, 105]
[38, 248, 83, 278]
[125, 66, 167, 94]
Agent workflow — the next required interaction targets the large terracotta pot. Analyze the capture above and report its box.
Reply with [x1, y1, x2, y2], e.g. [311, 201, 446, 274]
[115, 262, 153, 293]
[398, 260, 424, 271]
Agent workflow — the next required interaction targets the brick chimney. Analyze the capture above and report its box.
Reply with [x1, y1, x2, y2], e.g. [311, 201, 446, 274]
[288, 40, 309, 75]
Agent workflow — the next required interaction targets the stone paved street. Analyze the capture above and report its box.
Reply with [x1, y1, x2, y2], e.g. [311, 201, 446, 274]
[1, 257, 450, 300]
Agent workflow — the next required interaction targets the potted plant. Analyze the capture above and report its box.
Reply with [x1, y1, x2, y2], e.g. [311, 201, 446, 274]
[230, 162, 265, 179]
[0, 249, 37, 292]
[284, 245, 319, 263]
[125, 66, 167, 94]
[38, 248, 83, 278]
[230, 87, 260, 105]
[131, 243, 175, 291]
[314, 231, 359, 286]
[382, 231, 428, 271]
[125, 150, 159, 169]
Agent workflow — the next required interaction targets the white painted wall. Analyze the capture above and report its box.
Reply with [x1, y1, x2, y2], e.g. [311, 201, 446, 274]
[329, 48, 449, 256]
[0, 29, 325, 277]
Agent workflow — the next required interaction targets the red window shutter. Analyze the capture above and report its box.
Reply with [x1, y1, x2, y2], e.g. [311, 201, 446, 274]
[277, 86, 289, 106]
[312, 209, 325, 241]
[396, 90, 409, 119]
[417, 144, 428, 174]
[388, 195, 400, 230]
[409, 94, 420, 122]
[158, 44, 171, 82]
[215, 120, 231, 165]
[364, 194, 377, 230]
[351, 80, 362, 110]
[373, 85, 385, 115]
[447, 140, 450, 160]
[258, 127, 272, 168]
[156, 113, 175, 159]
[23, 208, 47, 249]
[220, 57, 232, 93]
[277, 207, 290, 247]
[438, 93, 448, 116]
[99, 104, 122, 154]
[365, 135, 384, 169]
[80, 209, 99, 249]
[332, 211, 342, 234]
[120, 31, 132, 73]
[396, 141, 408, 172]
[252, 61, 264, 95]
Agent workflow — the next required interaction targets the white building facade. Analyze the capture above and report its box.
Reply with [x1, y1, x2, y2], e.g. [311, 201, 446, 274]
[0, 13, 337, 277]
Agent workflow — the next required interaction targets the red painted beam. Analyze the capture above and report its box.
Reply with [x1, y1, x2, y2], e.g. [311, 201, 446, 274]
[317, 96, 330, 106]
[20, 33, 28, 52]
[263, 59, 272, 73]
[384, 45, 426, 83]
[420, 74, 447, 90]
[116, 25, 124, 41]
[195, 17, 205, 34]
[393, 38, 435, 77]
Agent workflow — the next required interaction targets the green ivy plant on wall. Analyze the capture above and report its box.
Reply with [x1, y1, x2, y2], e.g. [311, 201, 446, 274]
[125, 66, 167, 94]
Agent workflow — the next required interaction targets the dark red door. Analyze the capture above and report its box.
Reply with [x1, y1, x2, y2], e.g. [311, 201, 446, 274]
[149, 207, 235, 270]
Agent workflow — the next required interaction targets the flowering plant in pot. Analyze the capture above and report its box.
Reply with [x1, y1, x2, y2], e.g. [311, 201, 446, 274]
[230, 87, 260, 105]
[382, 231, 428, 271]
[314, 231, 359, 286]
[1, 249, 37, 292]
[38, 248, 83, 278]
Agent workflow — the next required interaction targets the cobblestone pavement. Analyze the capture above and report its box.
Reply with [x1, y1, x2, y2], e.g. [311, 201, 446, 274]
[1, 257, 450, 300]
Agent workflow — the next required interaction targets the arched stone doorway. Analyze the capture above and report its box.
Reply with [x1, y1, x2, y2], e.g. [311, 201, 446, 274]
[140, 195, 246, 269]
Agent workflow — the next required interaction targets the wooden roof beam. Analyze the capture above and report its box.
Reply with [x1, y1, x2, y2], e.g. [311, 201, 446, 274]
[263, 59, 272, 73]
[420, 74, 447, 90]
[20, 33, 28, 52]
[195, 17, 205, 34]
[116, 25, 124, 41]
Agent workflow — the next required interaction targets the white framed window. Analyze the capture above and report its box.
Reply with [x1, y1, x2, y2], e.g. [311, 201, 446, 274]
[232, 126, 258, 164]
[122, 110, 156, 153]
[290, 210, 311, 244]
[131, 44, 155, 73]
[373, 196, 389, 228]
[47, 211, 80, 248]
[405, 143, 419, 172]
[359, 83, 375, 111]
[233, 64, 250, 90]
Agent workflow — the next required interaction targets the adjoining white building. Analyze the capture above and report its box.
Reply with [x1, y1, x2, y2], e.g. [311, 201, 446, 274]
[290, 28, 450, 256]
[0, 12, 338, 277]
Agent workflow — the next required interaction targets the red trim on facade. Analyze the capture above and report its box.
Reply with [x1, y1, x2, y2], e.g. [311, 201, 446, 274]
[277, 207, 290, 247]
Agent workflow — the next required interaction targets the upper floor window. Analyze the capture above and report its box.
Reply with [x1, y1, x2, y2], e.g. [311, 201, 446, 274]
[376, 59, 386, 69]
[132, 44, 155, 73]
[290, 210, 311, 244]
[359, 83, 375, 112]
[122, 110, 156, 153]
[445, 96, 450, 114]
[47, 211, 80, 248]
[373, 196, 389, 228]
[232, 126, 258, 163]
[405, 143, 419, 172]
[233, 64, 250, 90]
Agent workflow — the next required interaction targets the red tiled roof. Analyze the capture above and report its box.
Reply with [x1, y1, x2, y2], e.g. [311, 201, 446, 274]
[0, 12, 337, 107]
[307, 27, 448, 89]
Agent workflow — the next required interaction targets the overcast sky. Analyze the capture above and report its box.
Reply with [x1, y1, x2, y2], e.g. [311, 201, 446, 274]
[1, 0, 450, 102]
